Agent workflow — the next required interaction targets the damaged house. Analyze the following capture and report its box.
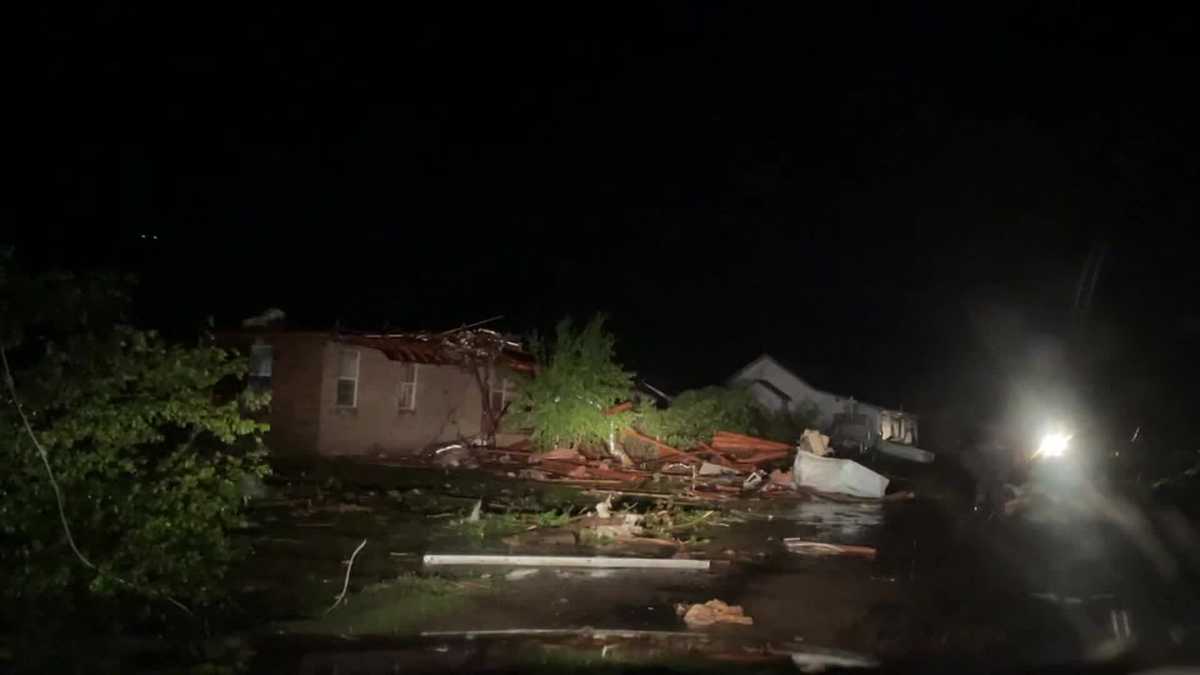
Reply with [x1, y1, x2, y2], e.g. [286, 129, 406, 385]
[729, 354, 932, 463]
[221, 327, 533, 456]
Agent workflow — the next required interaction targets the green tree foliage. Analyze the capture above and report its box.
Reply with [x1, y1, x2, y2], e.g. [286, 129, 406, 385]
[504, 315, 635, 451]
[0, 258, 269, 608]
[749, 398, 821, 444]
[636, 386, 758, 448]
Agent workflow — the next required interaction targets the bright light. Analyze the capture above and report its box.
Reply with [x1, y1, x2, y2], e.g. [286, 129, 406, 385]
[1036, 432, 1072, 458]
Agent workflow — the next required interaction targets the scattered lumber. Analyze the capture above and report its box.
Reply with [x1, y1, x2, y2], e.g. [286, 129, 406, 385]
[711, 431, 792, 453]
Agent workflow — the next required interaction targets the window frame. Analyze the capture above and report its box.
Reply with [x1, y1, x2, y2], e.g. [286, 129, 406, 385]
[397, 362, 418, 412]
[335, 349, 360, 408]
[249, 343, 274, 386]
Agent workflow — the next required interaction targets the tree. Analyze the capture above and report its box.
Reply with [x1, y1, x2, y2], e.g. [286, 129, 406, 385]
[0, 256, 269, 610]
[635, 386, 758, 448]
[504, 315, 636, 454]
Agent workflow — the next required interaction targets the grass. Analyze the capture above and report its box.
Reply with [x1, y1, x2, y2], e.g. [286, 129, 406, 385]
[502, 640, 779, 675]
[280, 573, 490, 636]
[444, 505, 577, 541]
[638, 504, 725, 542]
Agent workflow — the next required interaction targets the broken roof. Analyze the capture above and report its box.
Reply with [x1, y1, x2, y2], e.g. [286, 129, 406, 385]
[219, 326, 535, 372]
[730, 353, 914, 417]
[336, 328, 535, 372]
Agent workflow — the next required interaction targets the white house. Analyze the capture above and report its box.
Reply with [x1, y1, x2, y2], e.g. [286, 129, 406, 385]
[728, 354, 918, 447]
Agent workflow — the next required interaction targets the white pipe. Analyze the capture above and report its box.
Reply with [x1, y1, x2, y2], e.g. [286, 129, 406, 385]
[422, 554, 709, 570]
[420, 628, 700, 640]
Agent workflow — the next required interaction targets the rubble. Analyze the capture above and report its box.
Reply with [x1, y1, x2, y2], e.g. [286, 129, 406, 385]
[799, 429, 831, 457]
[579, 513, 645, 539]
[675, 599, 754, 628]
[767, 469, 796, 489]
[380, 408, 921, 504]
[594, 494, 614, 518]
[742, 471, 766, 491]
[698, 461, 740, 477]
[711, 431, 791, 454]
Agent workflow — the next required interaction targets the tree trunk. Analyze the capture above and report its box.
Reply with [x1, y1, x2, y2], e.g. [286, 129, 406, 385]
[468, 358, 498, 446]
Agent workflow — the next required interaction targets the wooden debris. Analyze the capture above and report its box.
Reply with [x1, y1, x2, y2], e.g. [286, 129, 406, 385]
[605, 401, 635, 415]
[731, 450, 791, 469]
[534, 447, 586, 463]
[782, 539, 877, 559]
[711, 431, 792, 453]
[675, 599, 754, 628]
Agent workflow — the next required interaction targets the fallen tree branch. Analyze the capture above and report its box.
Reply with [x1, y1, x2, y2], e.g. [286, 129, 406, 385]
[326, 538, 368, 614]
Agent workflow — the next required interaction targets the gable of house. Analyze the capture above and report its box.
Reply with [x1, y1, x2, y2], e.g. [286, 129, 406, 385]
[728, 353, 898, 431]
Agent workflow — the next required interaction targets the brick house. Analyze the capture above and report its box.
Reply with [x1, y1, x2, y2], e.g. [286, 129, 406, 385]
[221, 329, 532, 456]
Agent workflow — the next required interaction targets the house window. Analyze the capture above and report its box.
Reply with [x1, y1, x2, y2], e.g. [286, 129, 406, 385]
[489, 376, 516, 413]
[248, 344, 273, 389]
[336, 349, 359, 407]
[397, 363, 418, 411]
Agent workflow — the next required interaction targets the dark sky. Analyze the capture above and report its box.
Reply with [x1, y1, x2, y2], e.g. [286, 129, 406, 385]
[14, 4, 1200, 446]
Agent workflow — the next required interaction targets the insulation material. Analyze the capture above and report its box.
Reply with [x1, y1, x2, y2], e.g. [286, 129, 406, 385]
[793, 450, 889, 498]
[799, 429, 831, 456]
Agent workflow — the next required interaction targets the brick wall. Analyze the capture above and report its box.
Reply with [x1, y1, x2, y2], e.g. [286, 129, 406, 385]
[262, 333, 326, 454]
[316, 343, 484, 455]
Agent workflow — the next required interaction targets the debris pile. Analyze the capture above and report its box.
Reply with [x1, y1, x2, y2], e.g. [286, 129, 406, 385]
[675, 599, 755, 628]
[409, 423, 912, 507]
[792, 449, 890, 499]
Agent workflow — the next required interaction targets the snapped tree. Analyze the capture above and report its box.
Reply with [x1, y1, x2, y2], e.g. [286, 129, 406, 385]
[0, 257, 269, 610]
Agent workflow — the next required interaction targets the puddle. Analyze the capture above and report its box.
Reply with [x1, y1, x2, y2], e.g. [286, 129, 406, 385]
[782, 501, 884, 538]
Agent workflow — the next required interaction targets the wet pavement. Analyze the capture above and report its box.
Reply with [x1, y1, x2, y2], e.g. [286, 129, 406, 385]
[234, 462, 1200, 673]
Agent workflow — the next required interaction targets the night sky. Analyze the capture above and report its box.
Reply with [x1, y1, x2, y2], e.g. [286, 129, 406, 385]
[14, 4, 1200, 449]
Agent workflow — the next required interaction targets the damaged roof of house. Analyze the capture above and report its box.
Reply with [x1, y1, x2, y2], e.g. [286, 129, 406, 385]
[337, 330, 535, 372]
[220, 327, 536, 372]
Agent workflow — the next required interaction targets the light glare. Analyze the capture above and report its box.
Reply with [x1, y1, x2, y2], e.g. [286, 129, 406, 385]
[1037, 432, 1071, 458]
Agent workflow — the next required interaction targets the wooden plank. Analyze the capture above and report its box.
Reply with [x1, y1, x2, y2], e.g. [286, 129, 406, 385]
[423, 554, 710, 570]
[782, 539, 877, 559]
[711, 431, 792, 452]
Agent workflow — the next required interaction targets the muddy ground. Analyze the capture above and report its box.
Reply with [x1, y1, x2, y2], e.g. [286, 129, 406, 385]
[200, 456, 1200, 674]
